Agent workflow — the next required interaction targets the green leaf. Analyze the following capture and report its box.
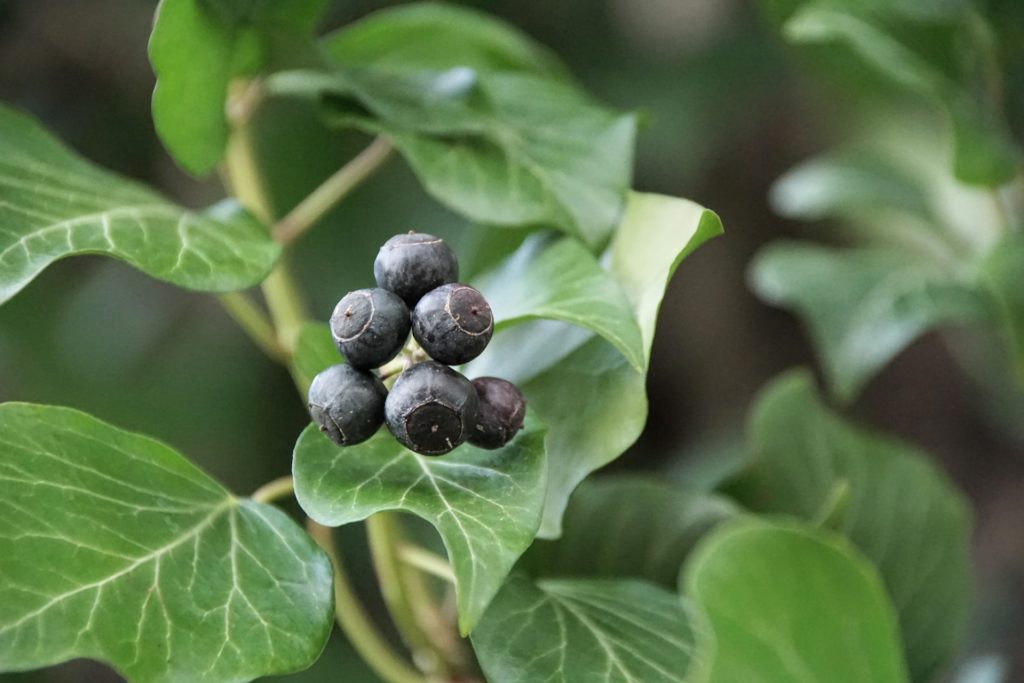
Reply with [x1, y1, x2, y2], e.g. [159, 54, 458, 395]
[292, 416, 547, 634]
[467, 192, 722, 538]
[520, 475, 738, 587]
[783, 5, 1020, 186]
[683, 518, 909, 683]
[0, 105, 281, 306]
[271, 61, 636, 248]
[292, 321, 339, 392]
[475, 233, 646, 372]
[323, 1, 567, 78]
[0, 402, 334, 683]
[770, 152, 937, 224]
[149, 0, 327, 173]
[749, 241, 990, 401]
[979, 234, 1024, 378]
[724, 371, 971, 681]
[473, 575, 706, 683]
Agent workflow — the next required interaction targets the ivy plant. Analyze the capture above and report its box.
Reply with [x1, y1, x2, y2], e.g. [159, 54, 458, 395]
[0, 2, 979, 682]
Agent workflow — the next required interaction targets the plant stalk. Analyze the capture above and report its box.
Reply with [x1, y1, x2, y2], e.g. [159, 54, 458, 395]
[250, 475, 295, 505]
[308, 521, 427, 683]
[274, 136, 394, 245]
[217, 292, 287, 362]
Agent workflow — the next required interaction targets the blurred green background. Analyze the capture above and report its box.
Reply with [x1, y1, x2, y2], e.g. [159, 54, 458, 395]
[0, 1, 1021, 681]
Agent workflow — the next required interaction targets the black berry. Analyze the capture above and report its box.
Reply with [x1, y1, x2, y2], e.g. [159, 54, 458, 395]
[374, 232, 459, 307]
[330, 288, 410, 369]
[385, 361, 479, 456]
[308, 364, 387, 446]
[468, 377, 526, 449]
[411, 284, 493, 365]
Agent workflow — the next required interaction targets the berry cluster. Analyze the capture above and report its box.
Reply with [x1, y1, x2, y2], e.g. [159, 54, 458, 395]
[308, 233, 526, 456]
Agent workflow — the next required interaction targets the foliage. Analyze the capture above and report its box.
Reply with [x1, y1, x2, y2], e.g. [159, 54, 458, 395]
[0, 1, 988, 682]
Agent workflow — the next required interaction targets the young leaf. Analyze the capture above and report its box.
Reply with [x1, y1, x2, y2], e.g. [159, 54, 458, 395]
[292, 417, 547, 634]
[149, 0, 328, 173]
[466, 192, 722, 538]
[519, 475, 738, 587]
[473, 575, 707, 683]
[0, 105, 281, 306]
[725, 371, 971, 681]
[0, 403, 334, 683]
[269, 63, 637, 248]
[749, 241, 991, 401]
[475, 233, 646, 372]
[683, 518, 909, 683]
[323, 1, 567, 78]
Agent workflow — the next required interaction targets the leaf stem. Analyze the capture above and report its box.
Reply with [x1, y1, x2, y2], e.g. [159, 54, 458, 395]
[307, 520, 427, 683]
[367, 513, 447, 676]
[397, 544, 456, 584]
[250, 475, 295, 505]
[217, 292, 287, 362]
[273, 136, 394, 246]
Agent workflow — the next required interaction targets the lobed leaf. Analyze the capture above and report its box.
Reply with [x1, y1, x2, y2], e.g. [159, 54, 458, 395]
[292, 417, 547, 634]
[0, 105, 281, 306]
[270, 61, 636, 248]
[0, 402, 334, 683]
[473, 575, 706, 683]
[724, 371, 971, 681]
[475, 233, 646, 372]
[683, 518, 909, 683]
[749, 241, 991, 401]
[468, 192, 722, 537]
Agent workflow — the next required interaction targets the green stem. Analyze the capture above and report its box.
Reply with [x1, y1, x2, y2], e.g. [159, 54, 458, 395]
[250, 475, 294, 505]
[217, 292, 286, 362]
[367, 514, 448, 677]
[260, 260, 308, 355]
[274, 136, 394, 245]
[398, 545, 456, 584]
[308, 521, 427, 683]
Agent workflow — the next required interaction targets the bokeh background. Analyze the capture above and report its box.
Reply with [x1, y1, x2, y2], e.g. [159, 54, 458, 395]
[0, 1, 1021, 681]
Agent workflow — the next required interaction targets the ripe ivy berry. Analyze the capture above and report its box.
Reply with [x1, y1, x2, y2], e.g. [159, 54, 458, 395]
[411, 283, 493, 365]
[330, 288, 410, 369]
[308, 364, 387, 446]
[374, 232, 459, 307]
[385, 361, 479, 456]
[468, 377, 526, 449]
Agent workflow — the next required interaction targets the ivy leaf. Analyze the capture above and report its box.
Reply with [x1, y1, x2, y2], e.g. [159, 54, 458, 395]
[467, 192, 722, 538]
[724, 371, 971, 681]
[749, 241, 991, 401]
[292, 417, 547, 634]
[323, 1, 567, 78]
[473, 575, 706, 683]
[979, 234, 1024, 377]
[783, 5, 1020, 186]
[683, 518, 909, 682]
[149, 0, 327, 173]
[475, 233, 646, 372]
[0, 402, 334, 683]
[0, 105, 281, 306]
[292, 321, 338, 393]
[519, 475, 738, 587]
[270, 62, 636, 249]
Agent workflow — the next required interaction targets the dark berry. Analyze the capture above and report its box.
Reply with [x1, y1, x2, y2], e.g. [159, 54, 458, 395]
[374, 232, 459, 306]
[468, 377, 526, 449]
[385, 362, 479, 456]
[330, 288, 410, 369]
[308, 364, 387, 446]
[411, 284, 493, 365]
